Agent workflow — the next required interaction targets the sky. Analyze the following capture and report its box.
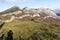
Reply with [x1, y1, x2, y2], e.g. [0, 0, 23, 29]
[0, 0, 60, 12]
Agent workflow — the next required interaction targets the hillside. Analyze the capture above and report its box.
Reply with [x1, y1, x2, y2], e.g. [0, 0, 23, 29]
[0, 6, 60, 24]
[0, 6, 21, 14]
[0, 21, 60, 40]
[0, 6, 60, 40]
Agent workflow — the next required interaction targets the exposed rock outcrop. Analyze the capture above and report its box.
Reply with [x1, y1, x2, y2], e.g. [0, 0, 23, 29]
[0, 6, 60, 23]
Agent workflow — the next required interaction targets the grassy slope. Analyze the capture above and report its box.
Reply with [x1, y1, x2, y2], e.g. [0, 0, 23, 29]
[0, 6, 20, 15]
[0, 21, 60, 40]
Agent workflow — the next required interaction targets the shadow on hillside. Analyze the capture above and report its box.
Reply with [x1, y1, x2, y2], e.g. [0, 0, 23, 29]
[0, 30, 59, 40]
[0, 34, 4, 40]
[0, 22, 5, 29]
[0, 30, 13, 40]
[27, 32, 42, 40]
[6, 30, 13, 40]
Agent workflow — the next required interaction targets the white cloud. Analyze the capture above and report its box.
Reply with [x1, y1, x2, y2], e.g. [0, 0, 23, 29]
[4, 0, 32, 3]
[5, 0, 17, 2]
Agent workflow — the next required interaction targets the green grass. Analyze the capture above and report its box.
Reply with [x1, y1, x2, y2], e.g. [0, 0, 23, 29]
[0, 21, 60, 40]
[0, 6, 20, 14]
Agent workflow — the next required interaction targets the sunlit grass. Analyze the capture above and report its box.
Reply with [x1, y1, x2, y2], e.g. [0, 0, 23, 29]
[0, 20, 60, 40]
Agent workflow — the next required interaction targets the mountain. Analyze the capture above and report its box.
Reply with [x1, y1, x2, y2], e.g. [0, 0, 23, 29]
[0, 6, 21, 14]
[0, 6, 60, 24]
[0, 6, 60, 40]
[57, 13, 60, 16]
[54, 9, 60, 16]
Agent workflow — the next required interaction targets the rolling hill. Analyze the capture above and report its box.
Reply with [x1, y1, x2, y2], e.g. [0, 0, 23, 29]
[0, 21, 60, 40]
[0, 6, 60, 40]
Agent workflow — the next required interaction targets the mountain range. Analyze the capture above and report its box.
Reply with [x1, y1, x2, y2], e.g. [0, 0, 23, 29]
[0, 6, 60, 24]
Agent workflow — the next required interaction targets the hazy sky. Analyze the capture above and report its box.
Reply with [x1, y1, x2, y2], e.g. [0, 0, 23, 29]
[0, 0, 60, 12]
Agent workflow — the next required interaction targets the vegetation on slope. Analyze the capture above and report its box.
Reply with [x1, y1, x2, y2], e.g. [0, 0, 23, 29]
[0, 6, 20, 14]
[0, 21, 60, 40]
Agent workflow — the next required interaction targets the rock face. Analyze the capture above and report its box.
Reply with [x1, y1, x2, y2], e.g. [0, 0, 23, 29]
[0, 6, 60, 23]
[23, 7, 57, 17]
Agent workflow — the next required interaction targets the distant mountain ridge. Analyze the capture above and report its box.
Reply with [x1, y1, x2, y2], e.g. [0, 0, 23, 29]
[57, 13, 60, 16]
[54, 9, 60, 16]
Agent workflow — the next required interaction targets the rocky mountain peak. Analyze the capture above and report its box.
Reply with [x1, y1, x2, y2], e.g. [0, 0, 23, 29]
[0, 6, 60, 23]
